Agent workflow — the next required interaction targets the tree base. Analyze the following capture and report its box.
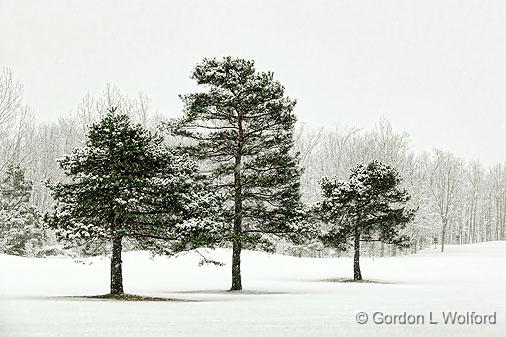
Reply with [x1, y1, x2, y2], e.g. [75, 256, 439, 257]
[72, 293, 186, 301]
[317, 277, 390, 284]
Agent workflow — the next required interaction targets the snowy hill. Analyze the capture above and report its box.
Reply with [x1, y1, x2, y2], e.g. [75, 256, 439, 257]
[1, 242, 505, 337]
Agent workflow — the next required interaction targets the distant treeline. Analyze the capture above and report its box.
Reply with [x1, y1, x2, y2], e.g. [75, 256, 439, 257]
[0, 67, 504, 259]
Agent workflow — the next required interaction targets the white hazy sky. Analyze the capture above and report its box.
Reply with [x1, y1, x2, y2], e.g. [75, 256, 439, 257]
[1, 0, 505, 165]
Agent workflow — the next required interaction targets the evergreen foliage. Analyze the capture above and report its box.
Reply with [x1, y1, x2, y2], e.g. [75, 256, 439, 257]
[0, 164, 44, 256]
[46, 108, 221, 294]
[316, 161, 415, 280]
[168, 57, 309, 290]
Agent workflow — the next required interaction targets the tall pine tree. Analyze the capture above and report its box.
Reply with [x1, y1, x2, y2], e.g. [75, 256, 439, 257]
[169, 57, 307, 290]
[316, 161, 415, 280]
[46, 108, 220, 295]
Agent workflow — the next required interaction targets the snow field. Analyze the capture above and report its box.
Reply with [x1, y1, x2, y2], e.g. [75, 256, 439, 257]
[1, 242, 505, 337]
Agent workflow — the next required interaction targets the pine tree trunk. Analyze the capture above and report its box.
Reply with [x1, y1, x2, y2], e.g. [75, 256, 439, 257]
[110, 235, 124, 295]
[231, 235, 242, 291]
[353, 229, 362, 281]
[230, 113, 243, 291]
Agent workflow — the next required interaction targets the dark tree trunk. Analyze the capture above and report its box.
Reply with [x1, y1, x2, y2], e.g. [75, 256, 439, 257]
[230, 113, 243, 291]
[231, 235, 242, 291]
[110, 235, 124, 295]
[353, 229, 362, 281]
[441, 220, 446, 253]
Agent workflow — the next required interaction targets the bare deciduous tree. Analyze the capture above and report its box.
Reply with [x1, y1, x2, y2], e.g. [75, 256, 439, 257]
[427, 150, 464, 252]
[0, 68, 23, 132]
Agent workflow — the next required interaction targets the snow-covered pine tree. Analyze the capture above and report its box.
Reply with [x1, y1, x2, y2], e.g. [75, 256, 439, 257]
[45, 108, 221, 295]
[0, 164, 44, 256]
[316, 161, 415, 280]
[169, 57, 308, 290]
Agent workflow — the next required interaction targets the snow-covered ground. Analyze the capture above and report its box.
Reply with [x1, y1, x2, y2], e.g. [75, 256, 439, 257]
[1, 242, 505, 337]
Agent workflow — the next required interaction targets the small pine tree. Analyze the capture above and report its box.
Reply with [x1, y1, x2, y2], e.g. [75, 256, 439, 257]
[46, 108, 221, 295]
[0, 164, 44, 256]
[316, 161, 415, 280]
[169, 57, 309, 290]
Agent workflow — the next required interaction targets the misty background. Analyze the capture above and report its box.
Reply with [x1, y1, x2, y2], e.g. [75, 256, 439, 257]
[1, 0, 506, 165]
